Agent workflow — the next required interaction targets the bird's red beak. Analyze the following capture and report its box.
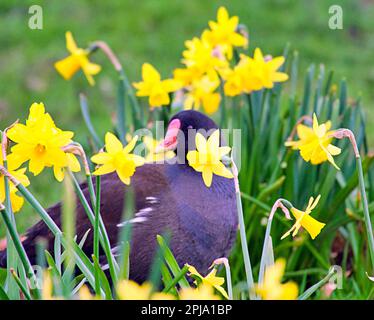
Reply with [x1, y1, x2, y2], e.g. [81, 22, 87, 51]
[155, 119, 181, 153]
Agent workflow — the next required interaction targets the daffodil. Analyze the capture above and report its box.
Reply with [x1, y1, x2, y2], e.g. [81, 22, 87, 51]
[204, 6, 248, 60]
[182, 35, 228, 75]
[77, 285, 100, 300]
[247, 48, 288, 89]
[53, 153, 81, 182]
[0, 152, 30, 213]
[91, 132, 144, 185]
[281, 195, 326, 240]
[187, 264, 228, 299]
[221, 50, 288, 96]
[143, 136, 175, 163]
[187, 130, 233, 187]
[255, 259, 298, 300]
[179, 284, 221, 300]
[285, 113, 342, 169]
[54, 31, 101, 86]
[116, 280, 174, 300]
[41, 270, 63, 300]
[6, 103, 76, 182]
[222, 63, 247, 97]
[183, 71, 221, 114]
[133, 63, 181, 108]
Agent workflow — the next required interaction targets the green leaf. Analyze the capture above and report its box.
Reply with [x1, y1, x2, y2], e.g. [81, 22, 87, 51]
[156, 235, 190, 288]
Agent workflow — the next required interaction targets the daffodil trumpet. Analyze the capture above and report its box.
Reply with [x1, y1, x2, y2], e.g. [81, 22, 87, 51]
[281, 195, 326, 240]
[258, 199, 291, 285]
[331, 128, 374, 271]
[187, 263, 229, 299]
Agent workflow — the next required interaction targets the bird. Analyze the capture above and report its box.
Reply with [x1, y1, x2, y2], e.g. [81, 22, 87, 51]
[0, 110, 238, 283]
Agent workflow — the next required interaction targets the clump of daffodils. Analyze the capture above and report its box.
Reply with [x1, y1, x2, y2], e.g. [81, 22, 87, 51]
[186, 129, 233, 187]
[6, 102, 81, 182]
[132, 6, 288, 113]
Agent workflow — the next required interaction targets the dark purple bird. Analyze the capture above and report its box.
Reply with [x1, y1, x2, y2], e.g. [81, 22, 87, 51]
[0, 110, 238, 283]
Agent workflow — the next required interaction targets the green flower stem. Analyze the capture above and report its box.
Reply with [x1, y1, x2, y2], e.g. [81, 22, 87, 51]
[90, 41, 143, 129]
[117, 71, 127, 143]
[86, 173, 97, 209]
[0, 206, 35, 282]
[333, 129, 374, 272]
[231, 161, 255, 299]
[258, 199, 291, 284]
[79, 93, 102, 149]
[357, 157, 374, 269]
[212, 258, 233, 300]
[69, 172, 119, 284]
[2, 159, 19, 298]
[94, 176, 101, 294]
[298, 267, 336, 300]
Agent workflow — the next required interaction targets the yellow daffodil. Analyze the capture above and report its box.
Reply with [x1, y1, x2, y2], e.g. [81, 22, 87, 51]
[221, 50, 288, 96]
[133, 63, 181, 108]
[179, 284, 221, 300]
[255, 259, 298, 300]
[6, 103, 76, 182]
[222, 63, 247, 97]
[53, 153, 81, 182]
[54, 31, 101, 86]
[247, 48, 288, 89]
[281, 195, 326, 240]
[187, 264, 228, 299]
[285, 113, 342, 170]
[183, 71, 221, 114]
[182, 35, 228, 75]
[204, 6, 248, 60]
[78, 285, 100, 300]
[187, 130, 233, 187]
[41, 270, 63, 300]
[143, 136, 175, 163]
[0, 152, 30, 213]
[91, 132, 145, 185]
[173, 66, 203, 87]
[116, 280, 174, 300]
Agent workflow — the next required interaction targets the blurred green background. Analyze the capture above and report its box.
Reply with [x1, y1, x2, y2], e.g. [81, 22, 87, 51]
[0, 0, 374, 234]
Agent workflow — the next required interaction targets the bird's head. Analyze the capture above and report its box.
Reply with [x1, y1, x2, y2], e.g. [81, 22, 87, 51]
[156, 110, 220, 163]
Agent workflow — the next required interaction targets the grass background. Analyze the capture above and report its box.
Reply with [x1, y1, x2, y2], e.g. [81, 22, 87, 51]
[0, 0, 374, 237]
